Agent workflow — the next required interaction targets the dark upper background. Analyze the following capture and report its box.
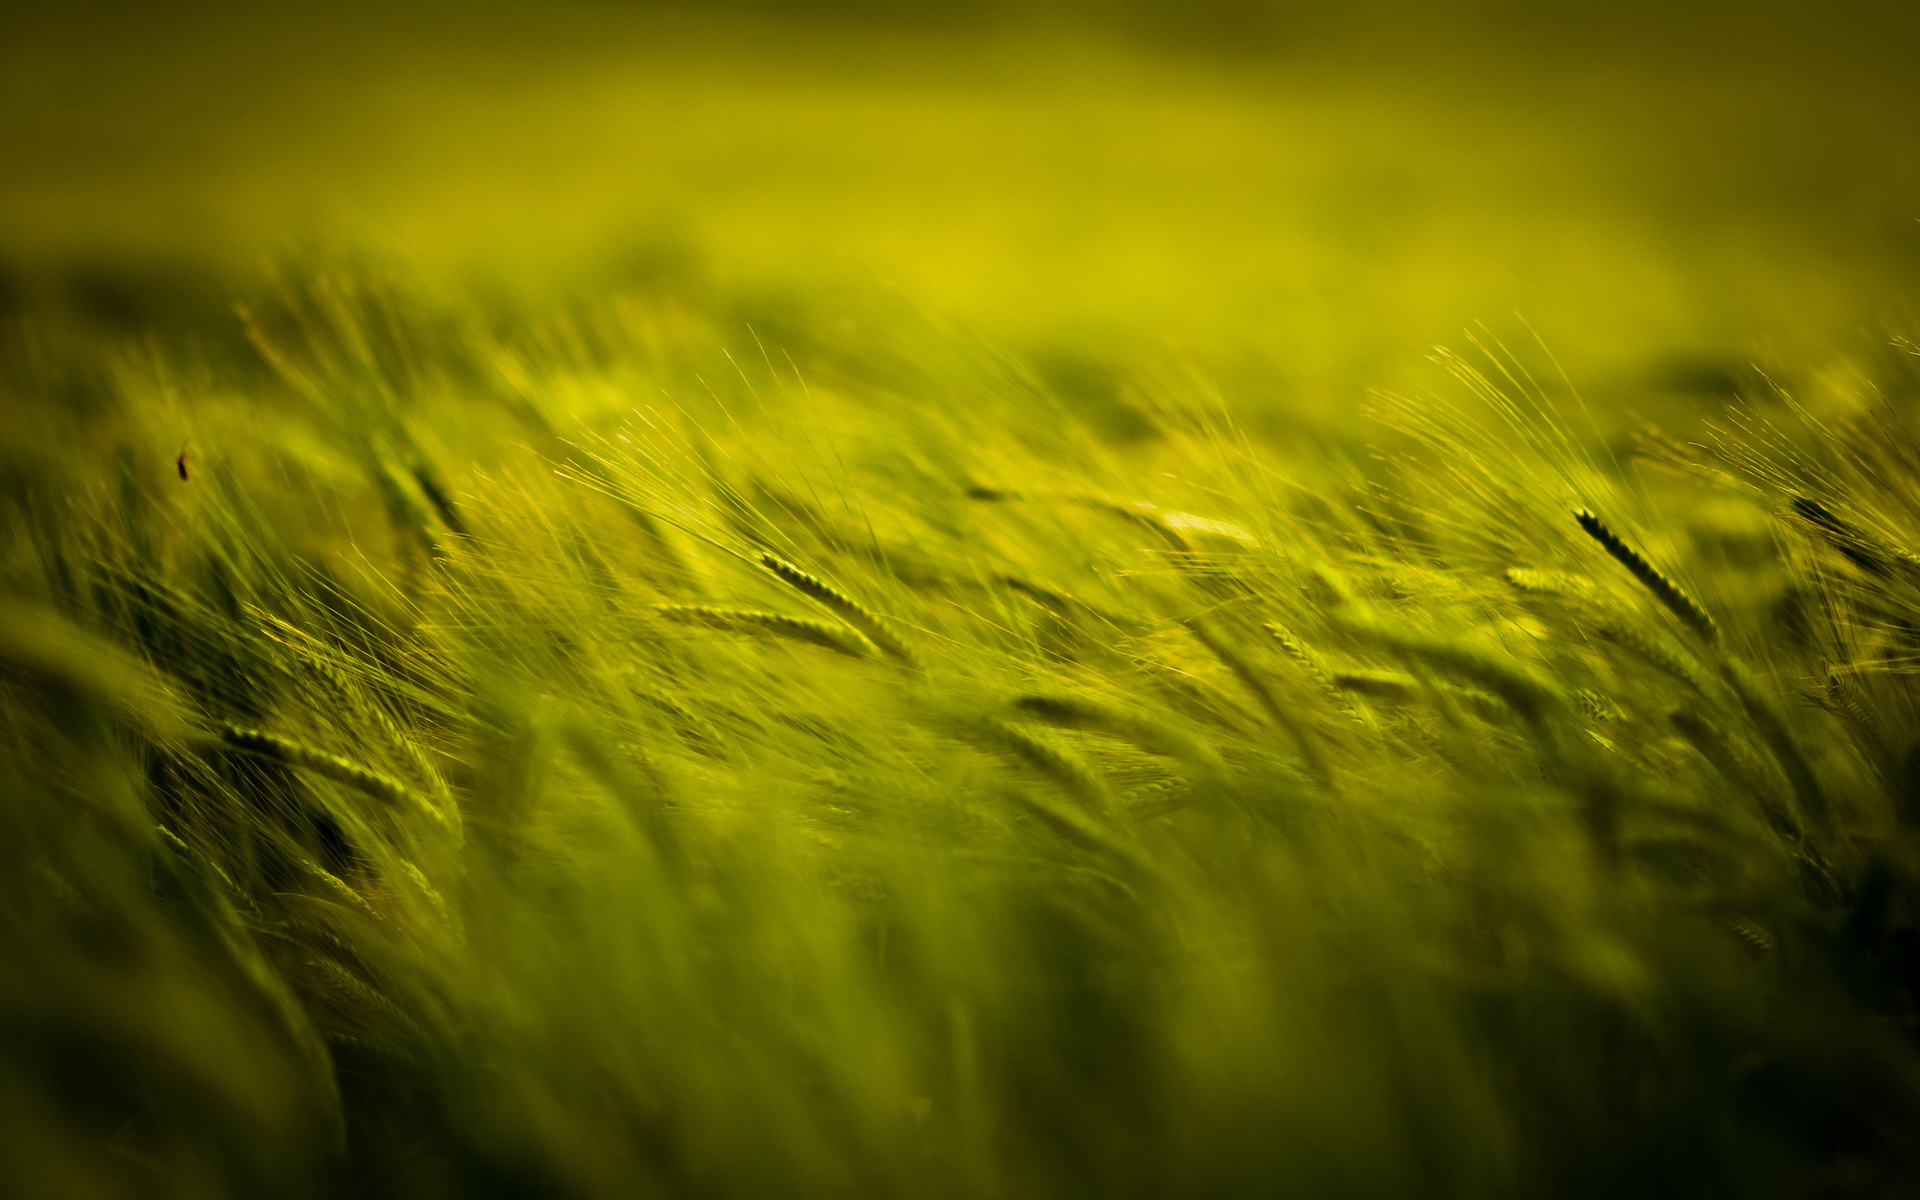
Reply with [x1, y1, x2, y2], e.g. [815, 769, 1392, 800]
[4, 0, 1918, 429]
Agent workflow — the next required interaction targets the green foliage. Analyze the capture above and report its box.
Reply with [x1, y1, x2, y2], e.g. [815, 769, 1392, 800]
[6, 272, 1920, 1199]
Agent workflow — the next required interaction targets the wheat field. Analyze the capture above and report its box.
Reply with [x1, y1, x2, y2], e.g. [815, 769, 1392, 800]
[6, 3, 1920, 1197]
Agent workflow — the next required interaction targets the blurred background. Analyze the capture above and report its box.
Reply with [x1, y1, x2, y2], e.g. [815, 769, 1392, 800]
[4, 0, 1918, 431]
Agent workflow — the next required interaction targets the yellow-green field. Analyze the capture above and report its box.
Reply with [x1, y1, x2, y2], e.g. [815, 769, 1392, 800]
[6, 3, 1920, 1197]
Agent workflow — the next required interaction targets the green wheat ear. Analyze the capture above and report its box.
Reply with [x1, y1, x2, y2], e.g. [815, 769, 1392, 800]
[219, 724, 419, 812]
[1183, 616, 1333, 791]
[1574, 508, 1718, 641]
[760, 553, 919, 666]
[1009, 691, 1225, 776]
[972, 716, 1112, 811]
[1725, 919, 1776, 958]
[1264, 624, 1339, 695]
[1789, 495, 1920, 578]
[655, 604, 876, 659]
[1503, 567, 1598, 598]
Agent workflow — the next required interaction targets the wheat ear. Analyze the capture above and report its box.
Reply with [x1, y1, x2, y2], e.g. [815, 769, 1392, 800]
[1669, 708, 1797, 836]
[1574, 508, 1718, 641]
[1331, 671, 1506, 721]
[1003, 785, 1153, 878]
[1338, 619, 1565, 724]
[1184, 617, 1333, 790]
[1592, 615, 1714, 696]
[1503, 567, 1599, 599]
[1725, 919, 1776, 958]
[760, 554, 918, 665]
[219, 725, 415, 809]
[1010, 692, 1224, 776]
[1790, 496, 1899, 578]
[1504, 568, 1709, 693]
[1820, 668, 1890, 763]
[656, 605, 875, 659]
[1718, 656, 1828, 828]
[973, 717, 1112, 810]
[254, 610, 461, 840]
[1263, 624, 1350, 708]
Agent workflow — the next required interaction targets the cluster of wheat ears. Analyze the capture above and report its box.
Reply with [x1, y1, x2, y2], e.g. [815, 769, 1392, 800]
[4, 278, 1920, 1197]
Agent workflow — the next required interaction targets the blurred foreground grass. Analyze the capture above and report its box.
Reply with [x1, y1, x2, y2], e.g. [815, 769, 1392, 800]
[9, 4, 1920, 1198]
[13, 264, 1920, 1198]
